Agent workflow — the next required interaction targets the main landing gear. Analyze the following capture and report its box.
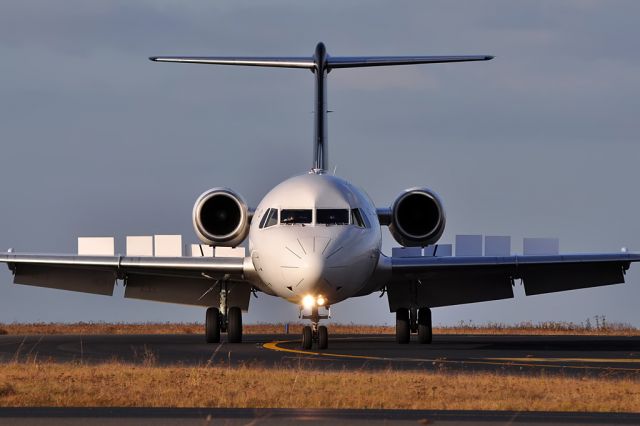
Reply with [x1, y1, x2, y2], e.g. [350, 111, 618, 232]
[205, 306, 243, 343]
[205, 280, 242, 343]
[300, 305, 330, 350]
[396, 307, 432, 344]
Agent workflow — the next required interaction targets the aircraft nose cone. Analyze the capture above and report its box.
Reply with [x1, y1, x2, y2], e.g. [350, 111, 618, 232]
[302, 255, 325, 288]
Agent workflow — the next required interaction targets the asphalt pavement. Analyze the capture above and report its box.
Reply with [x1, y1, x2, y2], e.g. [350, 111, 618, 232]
[1, 408, 640, 426]
[1, 333, 640, 375]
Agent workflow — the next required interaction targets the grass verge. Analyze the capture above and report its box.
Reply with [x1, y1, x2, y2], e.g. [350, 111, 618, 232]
[0, 319, 637, 336]
[0, 361, 638, 411]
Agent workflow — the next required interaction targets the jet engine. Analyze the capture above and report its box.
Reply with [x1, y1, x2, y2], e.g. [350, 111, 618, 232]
[192, 188, 251, 247]
[388, 188, 446, 247]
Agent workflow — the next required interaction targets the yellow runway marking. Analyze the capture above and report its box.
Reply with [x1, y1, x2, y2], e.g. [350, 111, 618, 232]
[487, 357, 640, 364]
[263, 341, 395, 361]
[263, 340, 640, 372]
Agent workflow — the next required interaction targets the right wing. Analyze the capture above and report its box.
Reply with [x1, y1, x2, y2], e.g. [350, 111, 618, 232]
[0, 252, 252, 308]
[386, 252, 640, 310]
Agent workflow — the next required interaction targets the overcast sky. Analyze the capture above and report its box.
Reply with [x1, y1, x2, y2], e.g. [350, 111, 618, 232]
[1, 0, 639, 326]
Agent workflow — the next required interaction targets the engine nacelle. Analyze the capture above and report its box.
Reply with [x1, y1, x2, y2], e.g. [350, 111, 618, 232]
[388, 188, 446, 247]
[192, 188, 250, 247]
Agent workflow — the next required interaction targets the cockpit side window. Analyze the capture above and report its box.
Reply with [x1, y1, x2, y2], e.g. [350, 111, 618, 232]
[259, 208, 279, 229]
[317, 209, 350, 225]
[281, 209, 312, 225]
[351, 208, 367, 228]
[264, 208, 278, 228]
[258, 209, 270, 229]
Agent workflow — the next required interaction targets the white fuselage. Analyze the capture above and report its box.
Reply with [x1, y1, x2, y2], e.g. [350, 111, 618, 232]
[248, 173, 382, 306]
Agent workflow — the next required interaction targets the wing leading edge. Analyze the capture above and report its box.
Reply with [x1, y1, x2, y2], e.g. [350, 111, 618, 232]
[387, 252, 640, 310]
[0, 253, 249, 308]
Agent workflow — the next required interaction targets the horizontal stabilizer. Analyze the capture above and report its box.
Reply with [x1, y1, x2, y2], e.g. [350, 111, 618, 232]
[149, 54, 493, 71]
[149, 56, 315, 69]
[327, 55, 493, 69]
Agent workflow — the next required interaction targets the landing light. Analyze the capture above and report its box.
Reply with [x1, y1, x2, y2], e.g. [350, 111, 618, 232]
[302, 295, 315, 309]
[316, 295, 325, 306]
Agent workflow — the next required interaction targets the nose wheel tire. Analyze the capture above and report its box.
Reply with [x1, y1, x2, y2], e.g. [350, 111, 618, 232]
[317, 325, 328, 349]
[227, 306, 243, 343]
[396, 308, 410, 344]
[302, 325, 313, 349]
[205, 307, 221, 343]
[417, 307, 432, 344]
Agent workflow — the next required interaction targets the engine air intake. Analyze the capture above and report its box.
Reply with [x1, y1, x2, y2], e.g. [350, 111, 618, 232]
[389, 188, 446, 247]
[193, 188, 250, 247]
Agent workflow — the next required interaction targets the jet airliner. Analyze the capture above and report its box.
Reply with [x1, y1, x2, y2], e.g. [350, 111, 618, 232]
[2, 43, 639, 349]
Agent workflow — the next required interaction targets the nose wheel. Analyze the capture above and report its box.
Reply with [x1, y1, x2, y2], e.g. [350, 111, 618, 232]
[301, 324, 328, 350]
[300, 305, 329, 350]
[317, 325, 328, 349]
[302, 325, 313, 349]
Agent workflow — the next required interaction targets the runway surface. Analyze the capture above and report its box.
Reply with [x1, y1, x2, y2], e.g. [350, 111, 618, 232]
[1, 333, 640, 375]
[1, 407, 640, 425]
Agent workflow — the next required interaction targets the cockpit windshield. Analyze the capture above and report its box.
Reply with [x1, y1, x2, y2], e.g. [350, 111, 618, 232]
[316, 209, 350, 225]
[281, 209, 312, 225]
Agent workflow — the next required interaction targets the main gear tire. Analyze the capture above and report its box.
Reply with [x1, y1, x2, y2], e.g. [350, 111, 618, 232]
[396, 308, 410, 344]
[417, 307, 433, 344]
[227, 306, 243, 343]
[205, 307, 221, 343]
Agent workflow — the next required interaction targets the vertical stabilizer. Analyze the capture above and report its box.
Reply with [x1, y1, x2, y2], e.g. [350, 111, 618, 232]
[312, 43, 328, 172]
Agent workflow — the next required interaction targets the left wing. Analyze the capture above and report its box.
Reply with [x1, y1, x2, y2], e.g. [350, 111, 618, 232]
[0, 252, 251, 308]
[387, 252, 640, 310]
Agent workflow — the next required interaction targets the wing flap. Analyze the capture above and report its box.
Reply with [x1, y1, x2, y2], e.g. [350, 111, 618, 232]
[521, 263, 625, 296]
[389, 253, 639, 308]
[13, 264, 116, 296]
[123, 274, 252, 310]
[388, 270, 513, 311]
[420, 271, 514, 308]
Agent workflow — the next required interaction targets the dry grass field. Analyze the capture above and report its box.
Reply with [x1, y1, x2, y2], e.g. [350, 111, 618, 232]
[0, 360, 638, 411]
[0, 318, 636, 336]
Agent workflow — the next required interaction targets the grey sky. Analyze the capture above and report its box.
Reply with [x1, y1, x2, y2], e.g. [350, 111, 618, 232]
[1, 1, 639, 326]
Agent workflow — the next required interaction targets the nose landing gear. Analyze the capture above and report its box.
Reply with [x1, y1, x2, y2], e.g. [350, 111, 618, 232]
[300, 305, 330, 350]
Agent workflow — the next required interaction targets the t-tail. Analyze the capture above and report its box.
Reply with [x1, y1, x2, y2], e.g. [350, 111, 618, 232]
[150, 42, 493, 173]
